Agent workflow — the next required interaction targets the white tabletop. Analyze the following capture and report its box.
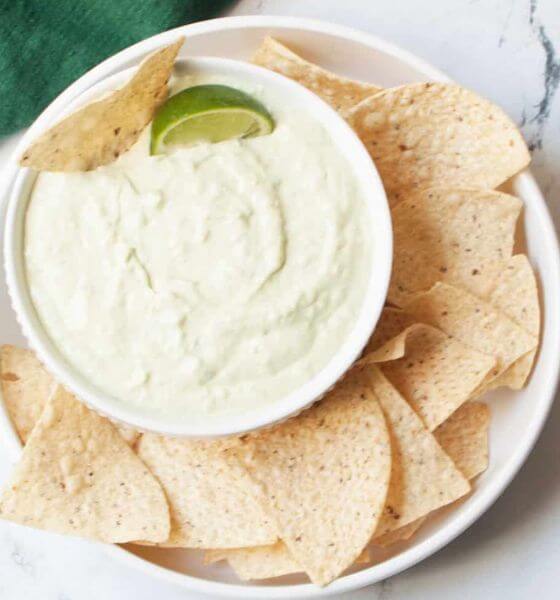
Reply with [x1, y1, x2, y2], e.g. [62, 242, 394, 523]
[1, 1, 559, 598]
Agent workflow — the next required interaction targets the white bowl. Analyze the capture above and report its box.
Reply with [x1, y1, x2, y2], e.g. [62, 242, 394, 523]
[1, 15, 559, 600]
[3, 56, 391, 438]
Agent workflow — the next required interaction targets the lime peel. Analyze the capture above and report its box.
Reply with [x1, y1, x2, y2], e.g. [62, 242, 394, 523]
[150, 85, 275, 154]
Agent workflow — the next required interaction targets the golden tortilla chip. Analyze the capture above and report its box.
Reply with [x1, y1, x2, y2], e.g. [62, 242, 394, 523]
[403, 282, 537, 382]
[253, 37, 381, 116]
[115, 425, 140, 448]
[20, 39, 183, 171]
[434, 402, 490, 480]
[0, 345, 55, 443]
[487, 255, 539, 333]
[347, 83, 530, 205]
[350, 365, 470, 537]
[485, 255, 539, 389]
[377, 324, 495, 430]
[490, 351, 535, 391]
[375, 401, 489, 547]
[361, 325, 420, 364]
[363, 334, 408, 363]
[205, 542, 300, 580]
[374, 517, 426, 547]
[365, 308, 418, 355]
[389, 188, 522, 306]
[205, 543, 370, 581]
[0, 386, 169, 543]
[0, 345, 138, 447]
[237, 375, 391, 586]
[136, 434, 277, 549]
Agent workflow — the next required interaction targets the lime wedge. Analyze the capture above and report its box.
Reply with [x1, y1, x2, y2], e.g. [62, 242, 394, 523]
[150, 85, 275, 154]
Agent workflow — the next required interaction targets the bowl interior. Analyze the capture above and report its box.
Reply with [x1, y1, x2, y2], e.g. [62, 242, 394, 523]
[4, 55, 391, 438]
[1, 17, 559, 600]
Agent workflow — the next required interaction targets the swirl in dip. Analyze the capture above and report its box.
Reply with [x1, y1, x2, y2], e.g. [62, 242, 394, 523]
[24, 74, 372, 423]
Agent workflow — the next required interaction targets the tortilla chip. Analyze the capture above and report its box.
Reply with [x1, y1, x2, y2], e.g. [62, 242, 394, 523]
[0, 345, 55, 443]
[403, 282, 537, 381]
[205, 543, 370, 581]
[389, 188, 522, 306]
[365, 308, 418, 354]
[374, 517, 426, 547]
[377, 324, 495, 430]
[375, 398, 488, 547]
[0, 345, 139, 447]
[362, 324, 421, 364]
[486, 255, 539, 333]
[237, 375, 391, 586]
[253, 37, 381, 116]
[375, 404, 489, 546]
[491, 352, 535, 391]
[20, 39, 183, 171]
[206, 542, 300, 580]
[350, 365, 470, 536]
[434, 402, 490, 480]
[347, 83, 530, 205]
[136, 434, 277, 549]
[485, 255, 539, 389]
[0, 386, 169, 543]
[354, 547, 371, 565]
[116, 425, 141, 448]
[362, 309, 423, 363]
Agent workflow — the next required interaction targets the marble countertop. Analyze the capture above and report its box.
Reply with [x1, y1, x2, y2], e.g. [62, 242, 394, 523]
[1, 1, 559, 598]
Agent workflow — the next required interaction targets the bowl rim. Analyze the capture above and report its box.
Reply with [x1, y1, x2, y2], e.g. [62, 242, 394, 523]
[0, 14, 559, 600]
[3, 54, 392, 438]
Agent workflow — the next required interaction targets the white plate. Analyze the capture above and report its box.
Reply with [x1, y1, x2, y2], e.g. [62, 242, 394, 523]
[1, 15, 559, 599]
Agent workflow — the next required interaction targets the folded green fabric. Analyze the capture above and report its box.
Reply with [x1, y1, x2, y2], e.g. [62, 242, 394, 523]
[0, 0, 234, 135]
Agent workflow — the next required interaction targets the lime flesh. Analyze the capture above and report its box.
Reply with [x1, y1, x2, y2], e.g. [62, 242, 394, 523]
[150, 85, 275, 154]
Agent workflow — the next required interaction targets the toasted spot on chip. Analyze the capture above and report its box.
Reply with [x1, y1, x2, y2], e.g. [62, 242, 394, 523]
[389, 188, 522, 306]
[136, 434, 277, 549]
[253, 37, 381, 116]
[0, 345, 55, 443]
[20, 38, 183, 172]
[237, 375, 391, 586]
[2, 372, 19, 382]
[350, 365, 470, 536]
[434, 402, 490, 480]
[347, 83, 530, 205]
[116, 425, 140, 448]
[403, 282, 537, 382]
[376, 324, 495, 430]
[484, 255, 540, 389]
[0, 386, 169, 543]
[374, 517, 426, 547]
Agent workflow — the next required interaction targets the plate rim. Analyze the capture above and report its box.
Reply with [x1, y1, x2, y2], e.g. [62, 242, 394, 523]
[0, 14, 559, 599]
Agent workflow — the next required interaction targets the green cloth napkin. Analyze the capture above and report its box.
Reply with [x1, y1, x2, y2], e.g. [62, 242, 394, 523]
[0, 0, 234, 135]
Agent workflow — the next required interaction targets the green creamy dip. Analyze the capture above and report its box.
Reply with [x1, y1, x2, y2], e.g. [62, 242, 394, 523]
[24, 75, 372, 421]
